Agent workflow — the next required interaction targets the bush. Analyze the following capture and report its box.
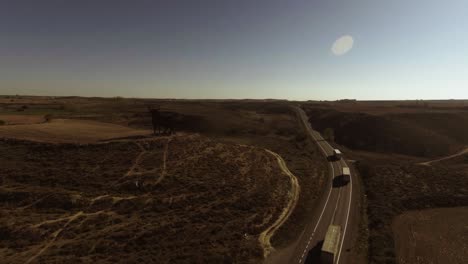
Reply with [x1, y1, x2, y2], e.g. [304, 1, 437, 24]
[44, 114, 53, 123]
[294, 133, 306, 142]
[323, 127, 335, 142]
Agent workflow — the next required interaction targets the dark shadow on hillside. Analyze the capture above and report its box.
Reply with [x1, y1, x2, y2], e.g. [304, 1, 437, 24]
[304, 240, 324, 264]
[99, 134, 154, 142]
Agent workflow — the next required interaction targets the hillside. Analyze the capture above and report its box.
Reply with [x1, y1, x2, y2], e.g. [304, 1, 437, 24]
[0, 135, 293, 263]
[303, 106, 467, 157]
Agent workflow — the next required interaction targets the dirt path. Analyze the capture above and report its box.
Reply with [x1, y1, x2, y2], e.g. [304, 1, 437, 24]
[259, 149, 300, 257]
[26, 211, 84, 264]
[114, 137, 173, 186]
[126, 142, 147, 176]
[418, 147, 468, 166]
[154, 138, 171, 185]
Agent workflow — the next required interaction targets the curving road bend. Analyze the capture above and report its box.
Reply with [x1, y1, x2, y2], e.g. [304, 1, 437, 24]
[287, 106, 359, 264]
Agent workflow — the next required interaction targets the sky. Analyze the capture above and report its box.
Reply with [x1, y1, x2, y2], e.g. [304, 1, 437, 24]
[1, 0, 467, 100]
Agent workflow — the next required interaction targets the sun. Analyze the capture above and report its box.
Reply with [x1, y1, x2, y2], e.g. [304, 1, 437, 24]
[331, 35, 354, 56]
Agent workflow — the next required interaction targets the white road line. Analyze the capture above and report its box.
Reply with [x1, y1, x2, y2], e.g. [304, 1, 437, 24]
[330, 180, 341, 224]
[296, 108, 336, 263]
[335, 161, 352, 264]
[321, 139, 353, 264]
[298, 106, 353, 264]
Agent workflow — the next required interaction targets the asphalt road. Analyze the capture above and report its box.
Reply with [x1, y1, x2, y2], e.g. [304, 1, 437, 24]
[289, 107, 359, 264]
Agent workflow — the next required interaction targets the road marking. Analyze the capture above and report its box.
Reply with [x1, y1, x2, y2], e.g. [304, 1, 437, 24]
[335, 161, 352, 264]
[330, 179, 342, 224]
[296, 108, 336, 263]
[321, 139, 353, 264]
[296, 107, 354, 264]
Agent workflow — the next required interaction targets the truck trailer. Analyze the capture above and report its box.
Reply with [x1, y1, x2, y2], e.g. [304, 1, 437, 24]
[321, 225, 342, 264]
[342, 167, 351, 184]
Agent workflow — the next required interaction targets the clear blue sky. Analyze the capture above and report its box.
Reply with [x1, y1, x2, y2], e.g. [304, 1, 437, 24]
[1, 0, 467, 100]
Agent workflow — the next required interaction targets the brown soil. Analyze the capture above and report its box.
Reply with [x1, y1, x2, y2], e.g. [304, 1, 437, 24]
[0, 135, 291, 263]
[392, 207, 468, 264]
[0, 119, 151, 143]
[0, 114, 45, 125]
[259, 150, 300, 257]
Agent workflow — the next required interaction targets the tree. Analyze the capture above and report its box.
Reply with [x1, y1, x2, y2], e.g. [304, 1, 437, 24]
[324, 128, 335, 142]
[148, 106, 176, 135]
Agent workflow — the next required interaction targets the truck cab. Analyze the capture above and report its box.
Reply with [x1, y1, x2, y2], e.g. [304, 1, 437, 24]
[332, 149, 342, 160]
[342, 167, 351, 184]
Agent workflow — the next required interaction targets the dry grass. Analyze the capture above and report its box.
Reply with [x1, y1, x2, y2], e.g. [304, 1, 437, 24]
[0, 119, 151, 143]
[0, 135, 293, 263]
[356, 159, 468, 263]
[392, 207, 468, 264]
[0, 96, 328, 262]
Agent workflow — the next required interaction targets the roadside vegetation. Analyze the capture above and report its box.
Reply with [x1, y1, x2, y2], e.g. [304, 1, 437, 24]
[303, 101, 468, 264]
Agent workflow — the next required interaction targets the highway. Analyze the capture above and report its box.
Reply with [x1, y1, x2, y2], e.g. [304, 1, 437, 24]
[289, 107, 359, 264]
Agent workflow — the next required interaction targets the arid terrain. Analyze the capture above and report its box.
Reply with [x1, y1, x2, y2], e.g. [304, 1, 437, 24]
[3, 96, 467, 264]
[0, 96, 326, 263]
[303, 100, 468, 264]
[0, 135, 296, 263]
[393, 207, 468, 264]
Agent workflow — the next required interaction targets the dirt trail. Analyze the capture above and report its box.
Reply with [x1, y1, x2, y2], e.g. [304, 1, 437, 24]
[114, 137, 173, 187]
[126, 142, 147, 176]
[418, 147, 468, 166]
[155, 138, 171, 185]
[26, 211, 84, 264]
[259, 149, 300, 257]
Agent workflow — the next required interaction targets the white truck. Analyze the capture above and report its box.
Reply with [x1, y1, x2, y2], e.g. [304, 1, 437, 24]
[333, 149, 342, 160]
[342, 167, 351, 184]
[321, 225, 342, 264]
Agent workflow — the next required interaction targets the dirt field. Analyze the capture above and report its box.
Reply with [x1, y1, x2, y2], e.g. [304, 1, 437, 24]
[0, 119, 151, 143]
[0, 135, 294, 263]
[392, 207, 468, 264]
[0, 114, 45, 125]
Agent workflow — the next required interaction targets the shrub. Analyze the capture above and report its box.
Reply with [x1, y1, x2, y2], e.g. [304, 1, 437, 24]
[323, 127, 335, 142]
[17, 105, 28, 112]
[44, 114, 53, 123]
